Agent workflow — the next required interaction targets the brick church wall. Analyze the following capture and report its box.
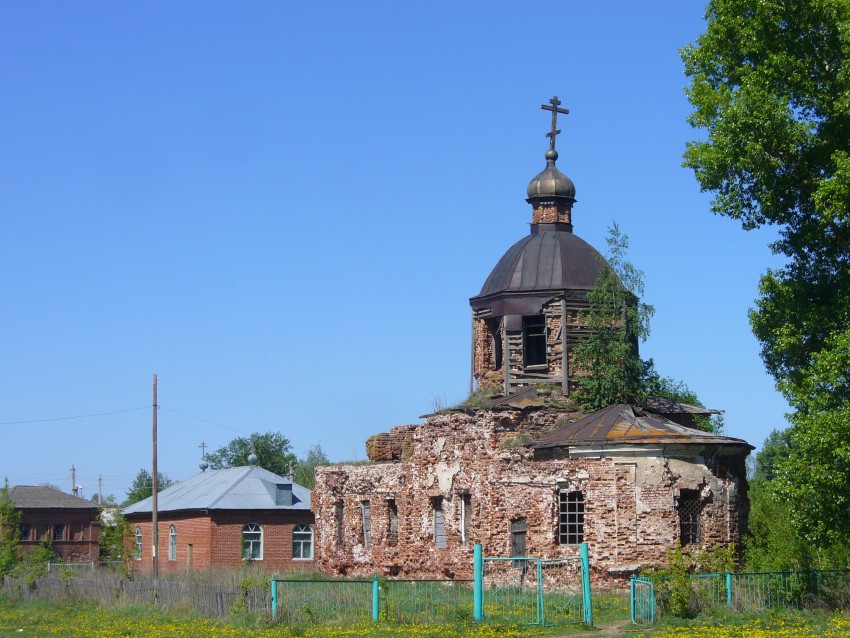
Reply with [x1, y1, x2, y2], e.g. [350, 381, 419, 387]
[314, 408, 748, 587]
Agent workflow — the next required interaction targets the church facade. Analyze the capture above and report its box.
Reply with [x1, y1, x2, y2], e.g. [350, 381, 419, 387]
[313, 98, 752, 585]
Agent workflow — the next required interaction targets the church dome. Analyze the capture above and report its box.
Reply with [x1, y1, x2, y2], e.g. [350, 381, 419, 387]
[472, 226, 605, 305]
[526, 149, 576, 201]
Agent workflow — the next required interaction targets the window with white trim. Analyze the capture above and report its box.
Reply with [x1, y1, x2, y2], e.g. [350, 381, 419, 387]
[242, 523, 263, 560]
[168, 525, 177, 561]
[292, 524, 313, 559]
[134, 526, 142, 560]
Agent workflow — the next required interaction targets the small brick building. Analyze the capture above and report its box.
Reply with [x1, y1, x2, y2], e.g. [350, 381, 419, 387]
[123, 465, 314, 572]
[312, 99, 753, 585]
[10, 485, 101, 563]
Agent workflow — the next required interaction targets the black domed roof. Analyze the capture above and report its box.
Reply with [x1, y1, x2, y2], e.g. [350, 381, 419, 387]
[471, 225, 606, 311]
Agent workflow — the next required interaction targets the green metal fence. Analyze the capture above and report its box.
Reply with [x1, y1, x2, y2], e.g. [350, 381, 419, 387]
[271, 578, 474, 624]
[631, 569, 850, 624]
[476, 543, 592, 627]
[271, 543, 593, 627]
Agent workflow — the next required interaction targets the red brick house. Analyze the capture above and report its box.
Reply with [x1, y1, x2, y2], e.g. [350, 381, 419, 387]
[10, 486, 101, 563]
[123, 465, 314, 572]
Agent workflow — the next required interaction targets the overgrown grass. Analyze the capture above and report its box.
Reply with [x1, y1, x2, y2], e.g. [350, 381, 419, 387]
[640, 607, 850, 638]
[0, 598, 551, 638]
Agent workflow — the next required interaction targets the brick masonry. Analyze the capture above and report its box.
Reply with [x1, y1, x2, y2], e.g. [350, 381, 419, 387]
[314, 407, 748, 586]
[127, 510, 315, 573]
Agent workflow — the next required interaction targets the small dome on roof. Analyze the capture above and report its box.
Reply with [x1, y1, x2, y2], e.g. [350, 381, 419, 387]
[527, 149, 576, 201]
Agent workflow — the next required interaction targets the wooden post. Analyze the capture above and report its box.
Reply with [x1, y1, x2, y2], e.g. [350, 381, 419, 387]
[561, 298, 569, 395]
[152, 374, 159, 579]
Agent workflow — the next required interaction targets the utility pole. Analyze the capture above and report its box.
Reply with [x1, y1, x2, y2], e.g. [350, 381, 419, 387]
[98, 475, 102, 505]
[71, 465, 76, 496]
[152, 374, 159, 579]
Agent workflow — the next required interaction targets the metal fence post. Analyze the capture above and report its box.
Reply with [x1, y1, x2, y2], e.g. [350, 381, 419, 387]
[372, 577, 379, 621]
[579, 543, 593, 626]
[271, 579, 278, 620]
[473, 543, 483, 621]
[536, 558, 544, 626]
[630, 576, 635, 624]
[726, 573, 733, 609]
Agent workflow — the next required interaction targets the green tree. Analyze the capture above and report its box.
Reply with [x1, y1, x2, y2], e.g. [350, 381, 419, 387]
[641, 360, 724, 433]
[573, 223, 654, 410]
[124, 469, 175, 506]
[683, 0, 850, 548]
[206, 431, 297, 478]
[294, 444, 330, 490]
[0, 479, 21, 577]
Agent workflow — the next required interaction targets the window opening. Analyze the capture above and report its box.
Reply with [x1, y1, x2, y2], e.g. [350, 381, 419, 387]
[292, 524, 313, 559]
[52, 524, 64, 541]
[335, 501, 344, 546]
[433, 497, 447, 548]
[20, 524, 31, 541]
[487, 319, 503, 370]
[361, 501, 372, 548]
[510, 518, 527, 568]
[242, 523, 263, 560]
[523, 315, 547, 367]
[460, 492, 471, 545]
[558, 490, 585, 545]
[678, 490, 702, 546]
[387, 499, 398, 547]
[134, 527, 142, 561]
[168, 525, 177, 561]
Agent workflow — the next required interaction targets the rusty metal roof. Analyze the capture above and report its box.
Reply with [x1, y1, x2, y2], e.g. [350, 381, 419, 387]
[9, 486, 99, 510]
[470, 226, 606, 315]
[532, 404, 752, 450]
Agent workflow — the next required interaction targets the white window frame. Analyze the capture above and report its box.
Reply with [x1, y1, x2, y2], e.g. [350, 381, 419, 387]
[134, 526, 142, 561]
[292, 524, 313, 560]
[168, 525, 177, 561]
[242, 523, 263, 560]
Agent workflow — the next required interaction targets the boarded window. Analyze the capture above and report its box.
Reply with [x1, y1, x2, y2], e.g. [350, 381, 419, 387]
[335, 501, 344, 546]
[387, 499, 398, 547]
[361, 500, 372, 549]
[523, 315, 547, 367]
[510, 518, 527, 568]
[678, 490, 702, 546]
[433, 497, 447, 548]
[558, 490, 585, 545]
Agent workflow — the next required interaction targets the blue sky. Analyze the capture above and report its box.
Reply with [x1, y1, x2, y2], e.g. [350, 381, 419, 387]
[1, 2, 788, 502]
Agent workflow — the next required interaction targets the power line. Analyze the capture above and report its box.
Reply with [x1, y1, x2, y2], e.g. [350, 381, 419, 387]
[0, 406, 149, 425]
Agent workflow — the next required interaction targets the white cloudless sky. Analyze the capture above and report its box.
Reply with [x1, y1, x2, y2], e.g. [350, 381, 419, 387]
[1, 1, 789, 501]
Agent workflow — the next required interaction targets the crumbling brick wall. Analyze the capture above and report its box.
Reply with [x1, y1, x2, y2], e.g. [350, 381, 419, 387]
[314, 407, 748, 587]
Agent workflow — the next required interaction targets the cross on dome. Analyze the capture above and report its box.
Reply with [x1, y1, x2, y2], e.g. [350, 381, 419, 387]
[541, 96, 569, 152]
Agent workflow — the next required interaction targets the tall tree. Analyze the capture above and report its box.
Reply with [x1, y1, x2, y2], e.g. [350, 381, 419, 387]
[683, 0, 850, 546]
[573, 223, 654, 410]
[124, 469, 174, 506]
[294, 444, 330, 490]
[0, 479, 21, 577]
[205, 431, 297, 478]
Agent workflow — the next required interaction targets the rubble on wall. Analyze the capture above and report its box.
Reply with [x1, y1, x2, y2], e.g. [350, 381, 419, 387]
[314, 406, 748, 587]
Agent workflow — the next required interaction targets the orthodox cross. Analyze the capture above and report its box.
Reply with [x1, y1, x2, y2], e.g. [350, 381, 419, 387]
[199, 441, 207, 458]
[541, 96, 569, 151]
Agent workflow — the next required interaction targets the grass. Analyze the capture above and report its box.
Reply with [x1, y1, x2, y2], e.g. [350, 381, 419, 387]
[0, 598, 550, 638]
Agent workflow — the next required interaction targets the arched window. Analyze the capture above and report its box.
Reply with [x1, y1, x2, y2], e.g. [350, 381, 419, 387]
[292, 525, 313, 559]
[242, 523, 263, 560]
[168, 525, 177, 561]
[134, 526, 142, 561]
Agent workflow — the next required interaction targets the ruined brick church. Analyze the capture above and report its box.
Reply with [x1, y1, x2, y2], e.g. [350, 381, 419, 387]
[313, 98, 752, 585]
